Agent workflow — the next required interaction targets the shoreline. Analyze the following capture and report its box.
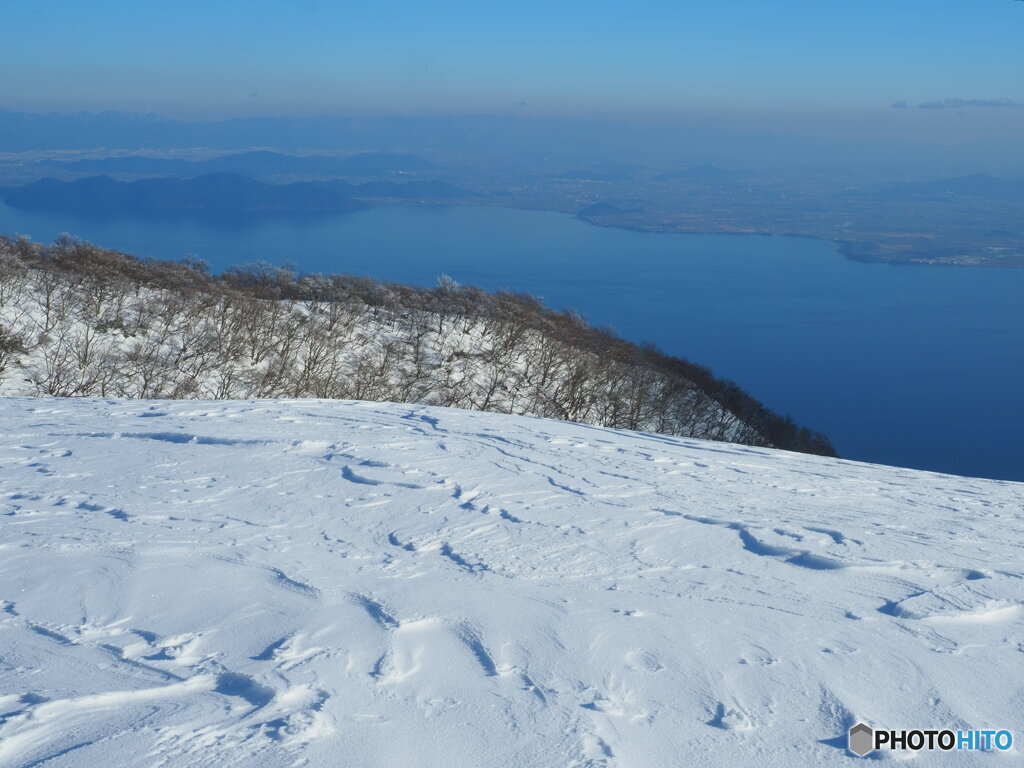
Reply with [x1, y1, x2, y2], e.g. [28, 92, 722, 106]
[2, 195, 1021, 269]
[567, 209, 1024, 269]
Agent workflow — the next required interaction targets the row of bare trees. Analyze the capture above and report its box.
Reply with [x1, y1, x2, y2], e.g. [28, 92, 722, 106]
[0, 235, 835, 455]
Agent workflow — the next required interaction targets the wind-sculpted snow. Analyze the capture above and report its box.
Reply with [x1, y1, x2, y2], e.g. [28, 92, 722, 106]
[0, 398, 1021, 767]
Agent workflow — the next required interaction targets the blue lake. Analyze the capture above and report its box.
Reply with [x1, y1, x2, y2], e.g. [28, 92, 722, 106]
[1, 201, 1021, 482]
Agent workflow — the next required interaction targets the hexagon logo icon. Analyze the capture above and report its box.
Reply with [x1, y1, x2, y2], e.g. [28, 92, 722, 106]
[849, 722, 874, 756]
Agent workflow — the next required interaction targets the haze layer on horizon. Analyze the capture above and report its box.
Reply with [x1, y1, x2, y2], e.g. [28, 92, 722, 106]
[4, 0, 1024, 144]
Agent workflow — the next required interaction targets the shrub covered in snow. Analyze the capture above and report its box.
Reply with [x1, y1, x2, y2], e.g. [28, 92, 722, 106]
[0, 234, 834, 455]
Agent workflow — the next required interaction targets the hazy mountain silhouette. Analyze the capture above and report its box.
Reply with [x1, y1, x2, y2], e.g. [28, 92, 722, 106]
[57, 151, 440, 178]
[5, 173, 473, 212]
[5, 109, 1024, 177]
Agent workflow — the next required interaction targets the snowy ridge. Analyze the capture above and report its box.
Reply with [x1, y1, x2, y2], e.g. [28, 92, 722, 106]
[0, 397, 1021, 767]
[0, 252, 751, 441]
[0, 238, 836, 455]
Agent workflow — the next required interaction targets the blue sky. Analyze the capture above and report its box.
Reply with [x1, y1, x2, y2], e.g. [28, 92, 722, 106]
[4, 0, 1023, 137]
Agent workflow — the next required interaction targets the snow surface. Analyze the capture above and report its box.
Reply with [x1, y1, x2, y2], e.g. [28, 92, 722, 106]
[0, 397, 1022, 767]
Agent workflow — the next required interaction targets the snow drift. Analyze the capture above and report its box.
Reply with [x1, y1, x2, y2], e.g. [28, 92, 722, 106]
[0, 397, 1020, 767]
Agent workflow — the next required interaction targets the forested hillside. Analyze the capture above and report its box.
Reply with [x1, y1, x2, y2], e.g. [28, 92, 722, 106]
[0, 235, 834, 455]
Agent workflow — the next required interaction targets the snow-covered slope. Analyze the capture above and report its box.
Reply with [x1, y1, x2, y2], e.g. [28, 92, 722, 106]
[0, 398, 1021, 767]
[0, 239, 836, 455]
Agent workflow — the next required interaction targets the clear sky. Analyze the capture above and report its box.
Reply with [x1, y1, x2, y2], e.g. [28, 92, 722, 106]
[4, 0, 1023, 139]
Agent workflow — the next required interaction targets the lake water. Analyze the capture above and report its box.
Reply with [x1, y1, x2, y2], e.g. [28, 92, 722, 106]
[1, 201, 1021, 482]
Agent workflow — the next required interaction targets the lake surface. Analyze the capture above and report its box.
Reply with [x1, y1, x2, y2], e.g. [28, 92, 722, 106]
[1, 201, 1021, 482]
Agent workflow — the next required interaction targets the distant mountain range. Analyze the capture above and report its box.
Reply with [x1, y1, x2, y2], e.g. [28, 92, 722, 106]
[52, 151, 440, 178]
[873, 173, 1024, 201]
[4, 173, 473, 212]
[4, 109, 1024, 179]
